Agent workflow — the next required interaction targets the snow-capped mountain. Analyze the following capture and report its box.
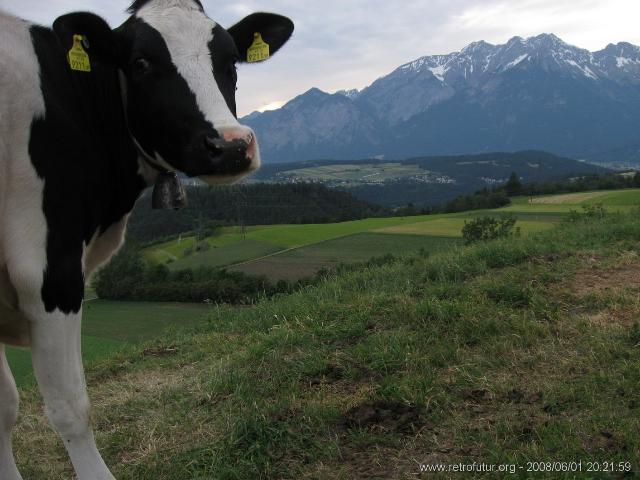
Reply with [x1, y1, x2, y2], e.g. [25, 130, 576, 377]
[243, 34, 640, 164]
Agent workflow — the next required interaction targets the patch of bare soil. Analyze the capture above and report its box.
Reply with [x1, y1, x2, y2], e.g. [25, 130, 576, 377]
[307, 363, 345, 386]
[583, 429, 631, 455]
[585, 310, 638, 328]
[553, 252, 640, 327]
[341, 400, 424, 432]
[571, 263, 640, 297]
[141, 345, 179, 357]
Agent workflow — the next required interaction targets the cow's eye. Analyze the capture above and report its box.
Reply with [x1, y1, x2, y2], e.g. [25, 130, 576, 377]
[133, 58, 151, 75]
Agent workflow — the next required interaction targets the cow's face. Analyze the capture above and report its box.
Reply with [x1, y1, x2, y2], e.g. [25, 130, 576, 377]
[53, 1, 293, 184]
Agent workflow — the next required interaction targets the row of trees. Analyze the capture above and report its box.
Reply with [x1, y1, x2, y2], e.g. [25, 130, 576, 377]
[438, 189, 511, 214]
[432, 170, 640, 214]
[94, 247, 303, 304]
[94, 247, 406, 304]
[505, 171, 640, 197]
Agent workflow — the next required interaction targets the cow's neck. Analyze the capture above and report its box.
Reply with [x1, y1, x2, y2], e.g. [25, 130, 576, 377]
[29, 25, 149, 238]
[116, 71, 166, 186]
[78, 65, 149, 227]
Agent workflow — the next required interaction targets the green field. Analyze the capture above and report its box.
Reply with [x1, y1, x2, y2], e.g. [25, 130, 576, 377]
[139, 188, 640, 285]
[144, 229, 251, 264]
[145, 215, 441, 273]
[506, 188, 640, 213]
[375, 217, 554, 237]
[168, 239, 283, 271]
[231, 233, 458, 281]
[278, 162, 429, 184]
[144, 216, 436, 258]
[524, 189, 640, 206]
[6, 301, 212, 387]
[13, 212, 640, 479]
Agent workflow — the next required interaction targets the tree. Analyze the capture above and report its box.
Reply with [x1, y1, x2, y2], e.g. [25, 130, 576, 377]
[94, 247, 145, 299]
[461, 216, 520, 245]
[504, 172, 523, 196]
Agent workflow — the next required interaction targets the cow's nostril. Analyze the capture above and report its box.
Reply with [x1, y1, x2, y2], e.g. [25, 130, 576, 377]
[204, 135, 225, 153]
[204, 135, 249, 161]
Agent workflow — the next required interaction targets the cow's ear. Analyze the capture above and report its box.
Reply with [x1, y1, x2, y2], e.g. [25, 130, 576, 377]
[53, 12, 121, 66]
[228, 13, 294, 63]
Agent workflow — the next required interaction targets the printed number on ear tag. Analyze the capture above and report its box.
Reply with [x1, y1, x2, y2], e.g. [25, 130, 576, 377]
[68, 34, 91, 72]
[247, 33, 270, 63]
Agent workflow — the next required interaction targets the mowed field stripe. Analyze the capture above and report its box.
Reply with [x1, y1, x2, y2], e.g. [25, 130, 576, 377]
[528, 191, 612, 204]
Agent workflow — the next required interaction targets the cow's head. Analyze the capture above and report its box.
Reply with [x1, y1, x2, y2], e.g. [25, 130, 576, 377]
[53, 0, 293, 185]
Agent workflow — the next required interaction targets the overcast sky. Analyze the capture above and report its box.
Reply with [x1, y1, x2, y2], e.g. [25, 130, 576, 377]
[3, 0, 640, 116]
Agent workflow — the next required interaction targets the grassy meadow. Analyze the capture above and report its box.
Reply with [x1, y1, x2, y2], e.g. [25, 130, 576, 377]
[504, 189, 640, 213]
[6, 301, 212, 387]
[12, 210, 640, 479]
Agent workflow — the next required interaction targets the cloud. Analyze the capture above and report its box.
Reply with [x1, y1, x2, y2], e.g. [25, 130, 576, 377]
[3, 0, 640, 116]
[1, 0, 129, 27]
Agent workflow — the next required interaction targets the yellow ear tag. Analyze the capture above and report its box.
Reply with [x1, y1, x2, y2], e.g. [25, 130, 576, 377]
[67, 35, 91, 72]
[247, 32, 270, 63]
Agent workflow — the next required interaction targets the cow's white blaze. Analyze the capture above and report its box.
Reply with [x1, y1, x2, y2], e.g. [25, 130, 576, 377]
[136, 1, 239, 132]
[136, 1, 261, 181]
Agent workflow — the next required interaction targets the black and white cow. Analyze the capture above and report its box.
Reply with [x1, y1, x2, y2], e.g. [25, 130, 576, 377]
[0, 1, 293, 478]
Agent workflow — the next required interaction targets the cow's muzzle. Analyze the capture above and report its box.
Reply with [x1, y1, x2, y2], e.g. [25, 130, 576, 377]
[202, 127, 257, 175]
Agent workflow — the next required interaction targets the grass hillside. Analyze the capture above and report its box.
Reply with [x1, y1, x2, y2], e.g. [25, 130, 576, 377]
[6, 302, 212, 387]
[13, 212, 640, 479]
[506, 189, 640, 213]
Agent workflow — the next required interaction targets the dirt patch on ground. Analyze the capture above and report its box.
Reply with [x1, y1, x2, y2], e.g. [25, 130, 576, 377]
[570, 264, 640, 297]
[585, 310, 638, 329]
[342, 400, 424, 432]
[307, 363, 346, 386]
[551, 252, 640, 328]
[583, 428, 631, 455]
[568, 252, 640, 297]
[141, 345, 179, 357]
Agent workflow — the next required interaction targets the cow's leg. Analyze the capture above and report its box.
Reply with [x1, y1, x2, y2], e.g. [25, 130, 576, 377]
[0, 344, 22, 480]
[30, 310, 114, 480]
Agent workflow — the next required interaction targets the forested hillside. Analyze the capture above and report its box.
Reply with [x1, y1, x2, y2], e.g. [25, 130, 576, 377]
[127, 183, 386, 243]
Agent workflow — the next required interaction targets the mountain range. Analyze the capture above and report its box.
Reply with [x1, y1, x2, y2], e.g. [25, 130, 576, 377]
[243, 34, 640, 164]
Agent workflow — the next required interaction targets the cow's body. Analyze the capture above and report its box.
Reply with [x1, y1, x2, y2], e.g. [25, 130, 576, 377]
[0, 2, 293, 478]
[0, 13, 144, 348]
